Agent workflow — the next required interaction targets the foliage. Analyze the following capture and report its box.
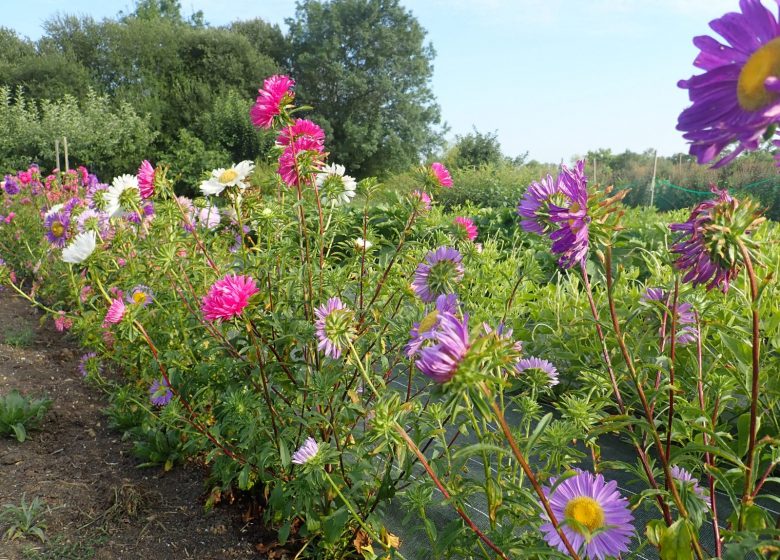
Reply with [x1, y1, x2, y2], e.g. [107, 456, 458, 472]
[0, 495, 47, 543]
[287, 0, 444, 176]
[443, 128, 507, 170]
[3, 324, 35, 347]
[0, 391, 52, 442]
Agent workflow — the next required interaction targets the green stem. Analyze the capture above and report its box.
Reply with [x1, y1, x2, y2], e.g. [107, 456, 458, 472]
[347, 339, 381, 399]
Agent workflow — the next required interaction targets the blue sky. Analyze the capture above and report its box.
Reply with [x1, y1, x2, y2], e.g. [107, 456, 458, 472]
[4, 0, 740, 162]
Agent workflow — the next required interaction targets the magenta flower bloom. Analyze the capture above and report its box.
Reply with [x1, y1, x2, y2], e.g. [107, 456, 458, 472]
[517, 174, 562, 235]
[670, 187, 741, 292]
[411, 246, 464, 303]
[314, 297, 354, 359]
[516, 356, 559, 386]
[149, 378, 173, 407]
[54, 311, 73, 332]
[201, 274, 259, 322]
[292, 437, 319, 465]
[678, 1, 780, 167]
[549, 160, 590, 268]
[411, 190, 432, 211]
[137, 160, 155, 199]
[406, 294, 459, 357]
[250, 74, 295, 129]
[44, 211, 70, 248]
[454, 216, 478, 241]
[430, 162, 453, 187]
[416, 312, 470, 384]
[541, 470, 634, 560]
[277, 136, 326, 187]
[277, 119, 325, 148]
[102, 298, 126, 328]
[127, 285, 154, 307]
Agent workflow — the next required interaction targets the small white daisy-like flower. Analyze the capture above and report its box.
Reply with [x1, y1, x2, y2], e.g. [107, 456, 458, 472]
[62, 231, 97, 264]
[105, 174, 140, 218]
[354, 237, 372, 250]
[291, 437, 320, 465]
[200, 161, 255, 197]
[316, 163, 357, 207]
[44, 203, 65, 218]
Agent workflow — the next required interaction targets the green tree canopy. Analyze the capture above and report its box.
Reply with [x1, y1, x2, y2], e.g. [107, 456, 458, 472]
[287, 0, 444, 177]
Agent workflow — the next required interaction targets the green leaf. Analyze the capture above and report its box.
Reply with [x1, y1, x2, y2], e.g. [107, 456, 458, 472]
[659, 519, 694, 560]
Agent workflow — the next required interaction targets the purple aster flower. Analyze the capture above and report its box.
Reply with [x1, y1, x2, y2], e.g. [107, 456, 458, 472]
[416, 312, 471, 384]
[149, 378, 172, 407]
[86, 183, 109, 212]
[670, 466, 709, 503]
[411, 246, 465, 303]
[669, 186, 763, 292]
[517, 174, 563, 235]
[541, 470, 634, 560]
[292, 437, 319, 465]
[516, 356, 559, 386]
[78, 352, 102, 378]
[482, 322, 524, 353]
[642, 288, 698, 346]
[44, 211, 70, 248]
[549, 160, 590, 268]
[126, 285, 154, 307]
[3, 175, 20, 195]
[63, 197, 84, 215]
[406, 294, 459, 357]
[314, 297, 354, 359]
[76, 209, 110, 236]
[678, 1, 780, 167]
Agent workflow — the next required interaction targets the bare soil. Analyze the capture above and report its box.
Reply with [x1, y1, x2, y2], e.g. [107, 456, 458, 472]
[0, 293, 265, 560]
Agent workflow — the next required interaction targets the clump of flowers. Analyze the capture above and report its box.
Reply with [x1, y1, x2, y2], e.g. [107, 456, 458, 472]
[149, 378, 173, 407]
[201, 274, 259, 322]
[54, 311, 73, 332]
[314, 297, 355, 359]
[540, 470, 634, 559]
[251, 74, 295, 129]
[200, 161, 255, 197]
[677, 0, 780, 166]
[430, 162, 453, 188]
[453, 216, 478, 241]
[670, 186, 764, 292]
[316, 163, 357, 207]
[411, 246, 464, 303]
[292, 437, 319, 465]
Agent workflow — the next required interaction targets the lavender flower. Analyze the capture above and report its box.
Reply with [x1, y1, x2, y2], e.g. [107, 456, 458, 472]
[517, 174, 562, 234]
[78, 352, 102, 378]
[292, 437, 319, 465]
[44, 211, 70, 248]
[314, 297, 354, 359]
[415, 312, 471, 384]
[406, 294, 459, 357]
[149, 378, 172, 406]
[516, 356, 559, 386]
[549, 160, 590, 268]
[126, 285, 154, 307]
[411, 246, 464, 303]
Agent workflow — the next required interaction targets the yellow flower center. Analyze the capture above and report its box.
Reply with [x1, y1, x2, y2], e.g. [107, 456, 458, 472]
[564, 496, 605, 534]
[737, 37, 780, 111]
[219, 169, 238, 184]
[132, 292, 147, 304]
[51, 221, 65, 238]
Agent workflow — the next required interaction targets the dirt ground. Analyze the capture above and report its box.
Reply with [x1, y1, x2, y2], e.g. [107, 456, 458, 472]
[0, 293, 267, 560]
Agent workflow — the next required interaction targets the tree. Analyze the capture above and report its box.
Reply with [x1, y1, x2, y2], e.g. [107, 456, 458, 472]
[447, 128, 504, 169]
[286, 0, 443, 177]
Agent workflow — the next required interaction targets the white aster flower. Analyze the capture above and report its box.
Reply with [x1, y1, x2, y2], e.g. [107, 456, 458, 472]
[62, 230, 97, 264]
[354, 237, 372, 250]
[45, 203, 65, 218]
[316, 163, 357, 207]
[200, 161, 255, 197]
[105, 174, 140, 218]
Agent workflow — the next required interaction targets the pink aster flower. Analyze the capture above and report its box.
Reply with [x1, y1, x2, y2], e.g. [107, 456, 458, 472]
[54, 311, 73, 332]
[411, 190, 432, 211]
[430, 162, 453, 188]
[137, 160, 155, 199]
[201, 274, 259, 322]
[102, 298, 126, 328]
[250, 75, 295, 129]
[277, 119, 325, 148]
[454, 216, 478, 241]
[277, 136, 326, 187]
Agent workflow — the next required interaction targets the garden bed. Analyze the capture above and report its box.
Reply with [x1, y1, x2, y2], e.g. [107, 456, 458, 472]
[0, 292, 265, 560]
